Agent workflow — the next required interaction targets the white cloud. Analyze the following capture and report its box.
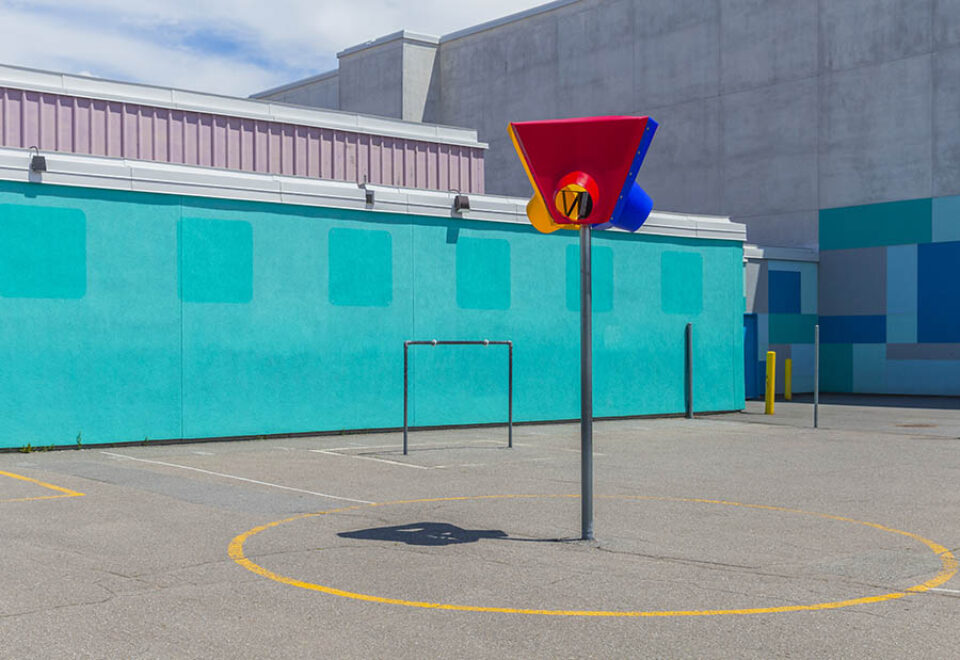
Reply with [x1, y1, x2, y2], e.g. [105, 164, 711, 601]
[0, 0, 554, 96]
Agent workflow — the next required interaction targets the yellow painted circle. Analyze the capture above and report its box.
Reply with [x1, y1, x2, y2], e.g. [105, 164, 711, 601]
[228, 494, 957, 617]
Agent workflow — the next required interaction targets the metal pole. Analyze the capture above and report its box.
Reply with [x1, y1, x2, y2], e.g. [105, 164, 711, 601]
[685, 322, 693, 419]
[508, 341, 513, 449]
[814, 324, 819, 429]
[579, 225, 594, 541]
[403, 342, 409, 455]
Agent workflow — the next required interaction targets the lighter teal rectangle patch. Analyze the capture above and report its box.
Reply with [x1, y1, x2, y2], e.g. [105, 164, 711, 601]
[886, 313, 917, 344]
[932, 196, 960, 243]
[329, 227, 392, 307]
[768, 314, 816, 344]
[179, 218, 253, 303]
[820, 199, 932, 250]
[660, 251, 702, 315]
[457, 237, 511, 310]
[0, 204, 86, 299]
[566, 244, 612, 312]
[853, 343, 886, 393]
[886, 244, 917, 314]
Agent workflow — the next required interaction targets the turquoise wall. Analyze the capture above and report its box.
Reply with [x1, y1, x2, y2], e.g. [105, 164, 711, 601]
[0, 181, 744, 449]
[818, 196, 960, 394]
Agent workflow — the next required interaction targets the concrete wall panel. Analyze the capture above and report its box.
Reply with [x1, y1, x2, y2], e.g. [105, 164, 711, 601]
[739, 211, 818, 249]
[634, 0, 720, 108]
[819, 55, 932, 209]
[557, 0, 636, 117]
[935, 0, 960, 47]
[819, 0, 933, 71]
[338, 42, 404, 119]
[720, 0, 818, 94]
[722, 77, 818, 218]
[641, 97, 721, 214]
[933, 47, 960, 196]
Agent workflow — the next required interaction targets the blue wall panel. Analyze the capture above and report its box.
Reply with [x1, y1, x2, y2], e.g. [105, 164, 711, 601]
[918, 240, 960, 343]
[820, 315, 886, 343]
[768, 270, 801, 313]
[0, 181, 745, 448]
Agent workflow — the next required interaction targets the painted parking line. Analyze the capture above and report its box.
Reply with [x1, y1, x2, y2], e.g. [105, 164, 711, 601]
[309, 449, 483, 471]
[310, 449, 432, 470]
[930, 587, 960, 594]
[100, 452, 372, 504]
[0, 470, 85, 503]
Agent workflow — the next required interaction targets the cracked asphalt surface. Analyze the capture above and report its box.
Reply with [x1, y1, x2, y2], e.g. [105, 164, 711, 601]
[1, 398, 958, 658]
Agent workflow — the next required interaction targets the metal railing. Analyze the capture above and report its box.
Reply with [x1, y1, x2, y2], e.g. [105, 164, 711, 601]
[403, 340, 513, 455]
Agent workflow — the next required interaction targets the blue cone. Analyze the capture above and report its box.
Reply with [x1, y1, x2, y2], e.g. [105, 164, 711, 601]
[611, 183, 653, 232]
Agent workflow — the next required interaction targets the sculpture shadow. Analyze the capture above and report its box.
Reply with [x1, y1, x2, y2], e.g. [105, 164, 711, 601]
[338, 522, 508, 547]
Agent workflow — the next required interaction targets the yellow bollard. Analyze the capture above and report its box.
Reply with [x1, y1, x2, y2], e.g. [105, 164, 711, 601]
[785, 358, 792, 401]
[765, 351, 776, 414]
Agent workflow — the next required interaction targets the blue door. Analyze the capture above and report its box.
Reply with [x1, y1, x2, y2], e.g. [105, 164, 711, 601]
[743, 314, 759, 399]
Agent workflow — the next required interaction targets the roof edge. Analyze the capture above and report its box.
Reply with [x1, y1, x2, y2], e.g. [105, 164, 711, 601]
[0, 146, 741, 242]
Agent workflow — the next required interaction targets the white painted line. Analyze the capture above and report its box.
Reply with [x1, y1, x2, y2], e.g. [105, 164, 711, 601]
[100, 451, 372, 504]
[513, 442, 605, 456]
[191, 450, 213, 456]
[310, 449, 432, 470]
[930, 587, 960, 594]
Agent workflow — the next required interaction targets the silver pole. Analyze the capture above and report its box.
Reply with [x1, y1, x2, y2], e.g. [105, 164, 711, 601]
[508, 341, 513, 449]
[580, 225, 594, 541]
[814, 324, 819, 429]
[685, 323, 693, 419]
[403, 342, 409, 454]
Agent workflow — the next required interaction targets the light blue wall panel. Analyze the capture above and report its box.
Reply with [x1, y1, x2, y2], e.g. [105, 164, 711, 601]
[0, 180, 745, 448]
[179, 200, 413, 439]
[932, 196, 960, 243]
[566, 245, 613, 313]
[852, 343, 887, 393]
[457, 237, 511, 310]
[756, 312, 769, 356]
[789, 343, 814, 392]
[885, 359, 960, 395]
[886, 244, 917, 343]
[0, 186, 182, 447]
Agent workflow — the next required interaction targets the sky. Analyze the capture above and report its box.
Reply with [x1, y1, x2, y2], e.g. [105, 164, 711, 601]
[0, 0, 552, 97]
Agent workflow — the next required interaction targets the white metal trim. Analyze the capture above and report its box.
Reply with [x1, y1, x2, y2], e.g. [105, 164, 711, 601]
[0, 146, 744, 242]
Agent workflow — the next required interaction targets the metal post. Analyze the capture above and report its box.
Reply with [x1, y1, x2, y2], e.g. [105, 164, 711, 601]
[403, 342, 409, 455]
[508, 341, 513, 449]
[684, 322, 693, 419]
[814, 324, 819, 429]
[580, 225, 594, 541]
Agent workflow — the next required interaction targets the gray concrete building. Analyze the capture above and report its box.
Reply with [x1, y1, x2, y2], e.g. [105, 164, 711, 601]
[255, 0, 960, 397]
[253, 0, 958, 250]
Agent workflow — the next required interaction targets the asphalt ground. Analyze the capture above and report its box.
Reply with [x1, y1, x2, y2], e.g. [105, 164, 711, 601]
[1, 399, 958, 658]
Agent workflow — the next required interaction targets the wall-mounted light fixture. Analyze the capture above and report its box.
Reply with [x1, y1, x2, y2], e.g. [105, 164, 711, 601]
[453, 192, 470, 213]
[359, 179, 374, 205]
[29, 146, 47, 173]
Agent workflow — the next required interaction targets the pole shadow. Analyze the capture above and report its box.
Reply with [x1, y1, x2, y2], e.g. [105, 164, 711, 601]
[337, 522, 578, 547]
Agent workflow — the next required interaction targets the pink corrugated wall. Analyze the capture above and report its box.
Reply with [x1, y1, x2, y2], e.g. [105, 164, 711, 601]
[0, 87, 485, 193]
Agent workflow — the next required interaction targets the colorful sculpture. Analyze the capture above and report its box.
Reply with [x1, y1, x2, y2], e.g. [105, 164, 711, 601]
[508, 115, 659, 541]
[508, 116, 659, 233]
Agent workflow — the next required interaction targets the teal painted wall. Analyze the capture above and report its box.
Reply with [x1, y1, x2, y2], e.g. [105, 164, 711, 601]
[818, 196, 960, 395]
[0, 181, 744, 449]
